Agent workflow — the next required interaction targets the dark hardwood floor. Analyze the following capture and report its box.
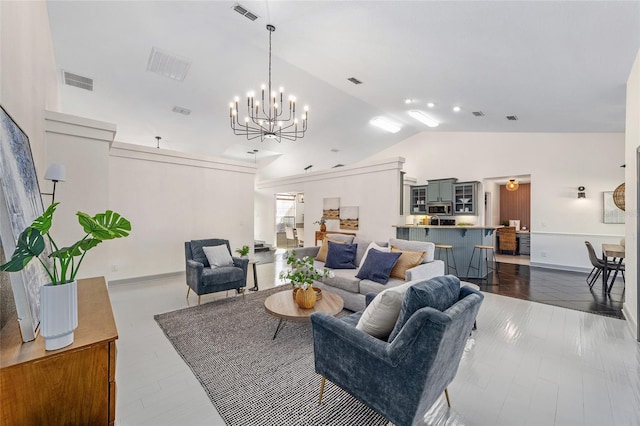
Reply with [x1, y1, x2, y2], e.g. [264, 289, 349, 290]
[466, 262, 626, 319]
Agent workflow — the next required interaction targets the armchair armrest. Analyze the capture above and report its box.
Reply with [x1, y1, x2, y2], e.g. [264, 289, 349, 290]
[233, 257, 249, 281]
[311, 312, 394, 365]
[186, 259, 204, 287]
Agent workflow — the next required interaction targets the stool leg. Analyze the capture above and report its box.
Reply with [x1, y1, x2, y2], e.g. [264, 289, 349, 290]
[448, 248, 458, 276]
[466, 247, 477, 278]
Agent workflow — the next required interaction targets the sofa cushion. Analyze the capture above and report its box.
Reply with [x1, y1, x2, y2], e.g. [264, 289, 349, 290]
[201, 266, 244, 287]
[388, 275, 461, 342]
[359, 241, 391, 268]
[316, 237, 348, 262]
[325, 241, 357, 269]
[359, 277, 405, 296]
[353, 237, 389, 267]
[356, 248, 402, 284]
[356, 280, 416, 339]
[389, 247, 426, 279]
[320, 268, 361, 293]
[203, 245, 233, 268]
[388, 238, 435, 263]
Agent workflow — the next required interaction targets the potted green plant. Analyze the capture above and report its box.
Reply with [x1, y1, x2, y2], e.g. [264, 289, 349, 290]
[235, 245, 250, 258]
[0, 202, 131, 350]
[279, 251, 331, 308]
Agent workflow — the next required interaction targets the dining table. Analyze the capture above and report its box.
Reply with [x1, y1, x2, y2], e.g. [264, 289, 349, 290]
[602, 243, 625, 292]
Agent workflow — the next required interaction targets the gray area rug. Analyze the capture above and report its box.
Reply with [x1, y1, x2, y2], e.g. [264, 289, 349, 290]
[154, 287, 388, 426]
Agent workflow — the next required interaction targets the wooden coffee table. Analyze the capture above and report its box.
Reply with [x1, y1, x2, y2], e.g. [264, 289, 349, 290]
[264, 289, 344, 339]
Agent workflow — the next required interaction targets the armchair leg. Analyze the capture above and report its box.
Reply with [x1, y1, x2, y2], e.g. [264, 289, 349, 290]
[198, 295, 201, 305]
[241, 287, 246, 300]
[444, 388, 451, 407]
[318, 376, 326, 405]
[186, 286, 191, 299]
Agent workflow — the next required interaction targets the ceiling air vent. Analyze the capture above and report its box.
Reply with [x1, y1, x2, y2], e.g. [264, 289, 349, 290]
[506, 115, 518, 121]
[347, 77, 362, 85]
[62, 71, 93, 91]
[472, 111, 485, 117]
[172, 106, 191, 116]
[147, 47, 191, 81]
[233, 3, 259, 21]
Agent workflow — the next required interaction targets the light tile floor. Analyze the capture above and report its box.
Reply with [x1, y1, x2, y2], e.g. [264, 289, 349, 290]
[109, 260, 640, 426]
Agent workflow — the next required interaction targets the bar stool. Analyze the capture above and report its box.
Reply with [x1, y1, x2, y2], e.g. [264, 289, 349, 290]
[435, 244, 458, 276]
[466, 244, 499, 284]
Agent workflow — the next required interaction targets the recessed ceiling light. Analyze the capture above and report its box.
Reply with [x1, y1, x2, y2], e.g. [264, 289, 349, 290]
[404, 99, 413, 104]
[370, 117, 402, 133]
[407, 110, 439, 128]
[427, 102, 435, 108]
[453, 106, 461, 112]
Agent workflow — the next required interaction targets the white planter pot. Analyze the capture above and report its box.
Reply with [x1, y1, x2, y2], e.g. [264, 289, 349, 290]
[40, 280, 78, 351]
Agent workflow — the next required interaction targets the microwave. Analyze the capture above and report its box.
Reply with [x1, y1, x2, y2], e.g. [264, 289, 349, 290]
[427, 202, 452, 215]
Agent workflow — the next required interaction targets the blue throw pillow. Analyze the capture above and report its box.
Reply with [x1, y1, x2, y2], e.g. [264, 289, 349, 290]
[355, 248, 402, 284]
[388, 275, 461, 342]
[325, 241, 357, 269]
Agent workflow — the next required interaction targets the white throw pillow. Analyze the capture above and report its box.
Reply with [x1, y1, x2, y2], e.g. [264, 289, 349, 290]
[203, 245, 234, 269]
[356, 280, 415, 339]
[358, 242, 390, 268]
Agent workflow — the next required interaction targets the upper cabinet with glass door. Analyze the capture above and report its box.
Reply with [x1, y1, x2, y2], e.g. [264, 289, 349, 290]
[453, 182, 478, 215]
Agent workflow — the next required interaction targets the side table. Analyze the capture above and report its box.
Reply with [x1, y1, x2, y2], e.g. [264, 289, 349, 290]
[248, 259, 259, 291]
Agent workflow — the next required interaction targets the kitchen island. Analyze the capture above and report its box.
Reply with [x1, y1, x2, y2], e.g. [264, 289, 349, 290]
[394, 225, 499, 279]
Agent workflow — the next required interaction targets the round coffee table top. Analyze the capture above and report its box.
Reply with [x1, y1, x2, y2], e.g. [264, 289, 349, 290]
[264, 289, 344, 322]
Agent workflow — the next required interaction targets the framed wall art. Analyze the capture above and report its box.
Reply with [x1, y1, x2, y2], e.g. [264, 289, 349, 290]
[0, 105, 49, 341]
[603, 191, 624, 224]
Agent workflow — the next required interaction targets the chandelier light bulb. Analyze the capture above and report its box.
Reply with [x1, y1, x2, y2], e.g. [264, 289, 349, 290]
[234, 96, 239, 102]
[304, 105, 309, 111]
[278, 121, 283, 127]
[261, 84, 266, 90]
[229, 102, 234, 108]
[244, 117, 249, 123]
[232, 110, 237, 116]
[279, 87, 284, 93]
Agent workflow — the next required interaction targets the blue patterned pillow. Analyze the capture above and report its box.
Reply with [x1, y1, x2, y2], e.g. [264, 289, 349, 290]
[325, 241, 358, 269]
[356, 248, 402, 284]
[388, 275, 461, 342]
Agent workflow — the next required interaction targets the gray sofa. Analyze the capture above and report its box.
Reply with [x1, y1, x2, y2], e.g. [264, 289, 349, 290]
[294, 235, 444, 311]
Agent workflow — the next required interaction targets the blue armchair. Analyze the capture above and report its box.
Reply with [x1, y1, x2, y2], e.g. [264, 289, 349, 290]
[310, 276, 483, 426]
[185, 238, 248, 305]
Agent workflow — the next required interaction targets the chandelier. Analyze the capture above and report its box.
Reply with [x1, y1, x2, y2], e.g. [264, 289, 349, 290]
[229, 24, 308, 142]
[506, 179, 519, 191]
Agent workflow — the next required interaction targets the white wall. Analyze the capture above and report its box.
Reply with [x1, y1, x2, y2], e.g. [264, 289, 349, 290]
[45, 111, 115, 280]
[367, 132, 625, 271]
[108, 143, 256, 281]
[624, 49, 639, 335]
[0, 1, 59, 177]
[256, 158, 405, 247]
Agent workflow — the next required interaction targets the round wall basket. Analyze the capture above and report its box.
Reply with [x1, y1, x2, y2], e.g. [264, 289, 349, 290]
[613, 183, 625, 211]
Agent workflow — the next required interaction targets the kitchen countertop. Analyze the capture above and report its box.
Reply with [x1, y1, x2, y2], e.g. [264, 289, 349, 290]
[394, 225, 500, 229]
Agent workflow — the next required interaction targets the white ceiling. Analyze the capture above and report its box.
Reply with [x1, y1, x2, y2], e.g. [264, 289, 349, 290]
[46, 1, 640, 180]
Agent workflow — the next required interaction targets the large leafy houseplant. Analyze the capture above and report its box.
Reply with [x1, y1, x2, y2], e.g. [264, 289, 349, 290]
[0, 202, 131, 284]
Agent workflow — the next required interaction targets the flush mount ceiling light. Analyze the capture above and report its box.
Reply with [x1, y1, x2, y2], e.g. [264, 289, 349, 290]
[506, 179, 519, 191]
[229, 25, 308, 142]
[370, 117, 402, 133]
[452, 106, 461, 112]
[427, 102, 435, 108]
[407, 110, 439, 128]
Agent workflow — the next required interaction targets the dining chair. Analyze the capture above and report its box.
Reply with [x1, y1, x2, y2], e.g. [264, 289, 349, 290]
[584, 241, 607, 289]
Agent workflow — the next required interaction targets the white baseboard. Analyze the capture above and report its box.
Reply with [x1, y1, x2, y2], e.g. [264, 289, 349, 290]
[529, 262, 591, 274]
[108, 271, 184, 286]
[622, 304, 638, 341]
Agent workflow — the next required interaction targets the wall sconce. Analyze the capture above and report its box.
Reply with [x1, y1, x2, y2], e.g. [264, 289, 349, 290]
[577, 186, 586, 199]
[506, 179, 519, 191]
[42, 163, 66, 203]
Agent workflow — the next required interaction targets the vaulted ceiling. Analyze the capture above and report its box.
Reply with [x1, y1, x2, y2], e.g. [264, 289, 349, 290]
[46, 1, 640, 179]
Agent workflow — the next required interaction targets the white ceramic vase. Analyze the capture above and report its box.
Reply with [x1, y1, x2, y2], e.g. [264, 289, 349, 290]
[40, 280, 78, 351]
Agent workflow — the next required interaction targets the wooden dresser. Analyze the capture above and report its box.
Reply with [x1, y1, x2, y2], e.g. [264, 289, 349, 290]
[0, 276, 118, 425]
[314, 231, 357, 245]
